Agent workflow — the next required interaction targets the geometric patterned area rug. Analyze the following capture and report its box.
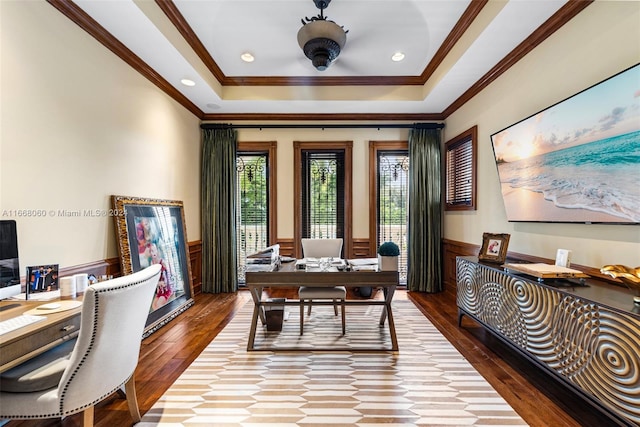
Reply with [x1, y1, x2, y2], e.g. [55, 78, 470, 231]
[138, 300, 528, 426]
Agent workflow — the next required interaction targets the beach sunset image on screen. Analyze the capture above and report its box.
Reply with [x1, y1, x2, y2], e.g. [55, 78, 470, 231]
[490, 63, 639, 224]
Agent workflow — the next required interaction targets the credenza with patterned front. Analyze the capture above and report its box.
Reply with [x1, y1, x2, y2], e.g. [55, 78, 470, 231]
[456, 256, 640, 426]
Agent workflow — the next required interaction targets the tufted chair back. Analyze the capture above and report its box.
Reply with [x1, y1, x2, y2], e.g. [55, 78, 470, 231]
[0, 264, 161, 426]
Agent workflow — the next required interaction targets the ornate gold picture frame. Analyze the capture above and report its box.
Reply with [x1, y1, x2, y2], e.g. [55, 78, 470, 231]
[478, 232, 510, 264]
[112, 195, 194, 337]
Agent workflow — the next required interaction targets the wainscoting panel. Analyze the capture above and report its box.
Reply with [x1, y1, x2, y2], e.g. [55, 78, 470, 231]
[275, 238, 295, 257]
[351, 238, 371, 258]
[188, 240, 202, 295]
[442, 239, 479, 289]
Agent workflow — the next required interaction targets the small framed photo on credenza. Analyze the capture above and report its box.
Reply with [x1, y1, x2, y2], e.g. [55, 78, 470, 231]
[478, 233, 510, 264]
[26, 264, 59, 298]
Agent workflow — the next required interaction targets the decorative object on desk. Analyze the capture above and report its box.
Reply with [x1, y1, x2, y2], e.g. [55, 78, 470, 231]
[601, 264, 640, 305]
[478, 233, 510, 264]
[347, 258, 377, 271]
[246, 244, 280, 272]
[25, 264, 59, 299]
[73, 273, 88, 295]
[555, 249, 572, 268]
[58, 276, 76, 300]
[377, 241, 400, 271]
[112, 195, 194, 337]
[348, 259, 377, 296]
[247, 244, 279, 264]
[360, 242, 400, 299]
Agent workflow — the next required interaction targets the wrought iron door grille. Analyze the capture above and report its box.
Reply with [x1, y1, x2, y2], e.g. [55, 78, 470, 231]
[236, 153, 269, 284]
[377, 152, 409, 283]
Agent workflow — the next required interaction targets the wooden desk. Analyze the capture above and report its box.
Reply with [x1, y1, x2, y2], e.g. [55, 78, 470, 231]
[246, 262, 399, 351]
[0, 300, 82, 373]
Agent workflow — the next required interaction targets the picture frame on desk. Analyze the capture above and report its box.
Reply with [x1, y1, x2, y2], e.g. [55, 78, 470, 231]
[26, 264, 59, 297]
[112, 195, 194, 337]
[478, 232, 510, 264]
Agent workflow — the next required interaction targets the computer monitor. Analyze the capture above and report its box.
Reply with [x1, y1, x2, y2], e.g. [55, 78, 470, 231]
[0, 220, 21, 299]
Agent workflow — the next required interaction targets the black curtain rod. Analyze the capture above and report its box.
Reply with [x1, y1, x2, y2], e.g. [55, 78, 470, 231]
[200, 122, 444, 130]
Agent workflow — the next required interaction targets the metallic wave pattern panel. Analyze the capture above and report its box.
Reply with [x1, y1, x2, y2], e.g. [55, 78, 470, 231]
[513, 277, 560, 363]
[572, 308, 640, 422]
[456, 257, 640, 425]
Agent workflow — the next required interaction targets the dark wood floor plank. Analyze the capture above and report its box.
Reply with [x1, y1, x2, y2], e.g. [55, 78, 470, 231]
[4, 287, 611, 427]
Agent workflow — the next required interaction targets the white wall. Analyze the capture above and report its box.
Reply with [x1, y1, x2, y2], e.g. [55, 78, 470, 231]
[0, 1, 201, 270]
[444, 1, 640, 267]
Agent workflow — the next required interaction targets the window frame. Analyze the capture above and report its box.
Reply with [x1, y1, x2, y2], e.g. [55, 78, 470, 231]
[294, 141, 353, 259]
[236, 140, 278, 246]
[368, 141, 408, 256]
[444, 126, 477, 211]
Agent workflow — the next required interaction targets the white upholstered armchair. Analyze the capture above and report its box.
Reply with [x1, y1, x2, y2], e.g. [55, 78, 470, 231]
[0, 264, 161, 426]
[299, 238, 346, 335]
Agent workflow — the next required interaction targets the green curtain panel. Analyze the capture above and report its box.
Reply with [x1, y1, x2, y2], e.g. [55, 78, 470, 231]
[201, 128, 238, 293]
[407, 127, 443, 293]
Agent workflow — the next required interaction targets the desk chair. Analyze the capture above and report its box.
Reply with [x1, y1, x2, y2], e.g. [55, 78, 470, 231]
[0, 264, 161, 427]
[299, 238, 346, 335]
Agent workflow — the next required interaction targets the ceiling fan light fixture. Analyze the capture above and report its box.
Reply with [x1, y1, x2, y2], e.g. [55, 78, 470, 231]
[298, 0, 347, 71]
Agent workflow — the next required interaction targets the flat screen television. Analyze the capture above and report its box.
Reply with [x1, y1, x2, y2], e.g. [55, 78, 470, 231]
[490, 63, 639, 224]
[0, 220, 21, 299]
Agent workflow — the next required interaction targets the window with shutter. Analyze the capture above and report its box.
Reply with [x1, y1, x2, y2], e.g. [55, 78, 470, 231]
[445, 126, 477, 211]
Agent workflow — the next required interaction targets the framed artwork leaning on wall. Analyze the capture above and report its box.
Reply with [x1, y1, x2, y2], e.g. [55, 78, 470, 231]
[112, 195, 194, 337]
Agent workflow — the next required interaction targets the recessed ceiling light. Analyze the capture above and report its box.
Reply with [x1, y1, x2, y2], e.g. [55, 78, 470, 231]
[180, 78, 195, 87]
[206, 103, 221, 110]
[391, 52, 405, 62]
[241, 52, 255, 63]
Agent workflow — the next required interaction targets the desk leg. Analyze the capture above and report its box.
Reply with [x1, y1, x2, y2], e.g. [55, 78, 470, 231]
[380, 287, 388, 325]
[379, 285, 395, 325]
[247, 286, 264, 351]
[380, 285, 398, 351]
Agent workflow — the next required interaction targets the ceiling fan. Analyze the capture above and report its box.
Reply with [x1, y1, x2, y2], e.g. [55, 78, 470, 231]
[297, 0, 349, 71]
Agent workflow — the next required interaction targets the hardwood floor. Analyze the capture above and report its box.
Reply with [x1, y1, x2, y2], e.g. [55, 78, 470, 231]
[5, 287, 616, 427]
